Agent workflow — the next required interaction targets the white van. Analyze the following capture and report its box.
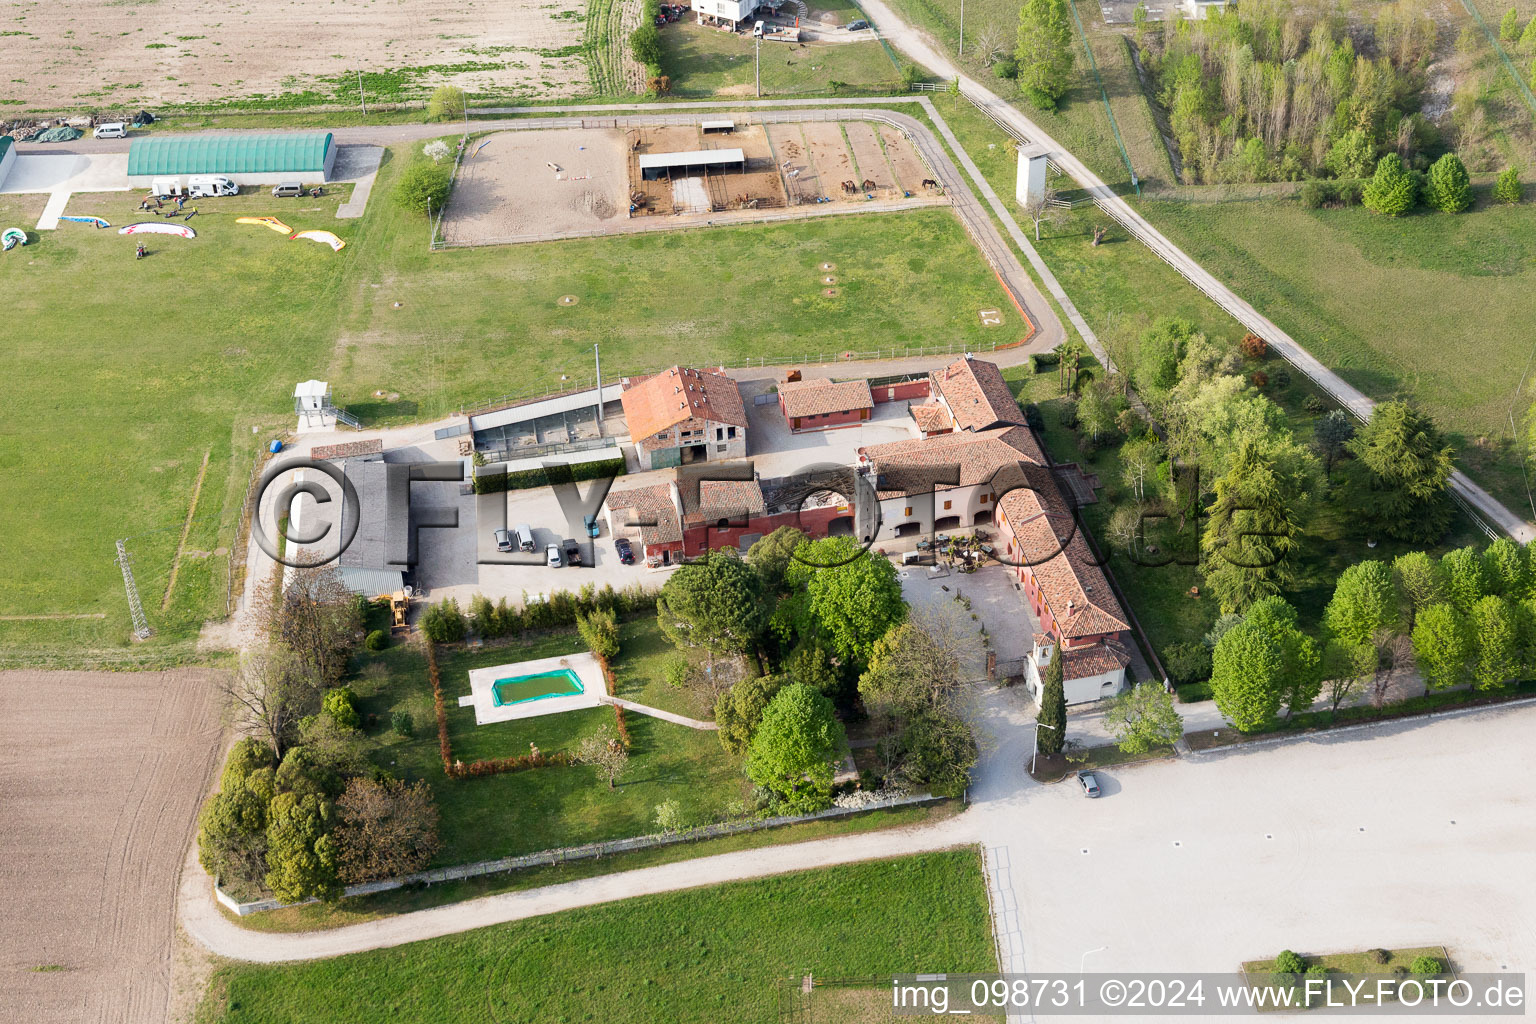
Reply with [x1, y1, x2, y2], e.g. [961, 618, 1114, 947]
[149, 177, 182, 197]
[187, 175, 238, 198]
[515, 524, 536, 552]
[93, 122, 127, 139]
[752, 19, 764, 35]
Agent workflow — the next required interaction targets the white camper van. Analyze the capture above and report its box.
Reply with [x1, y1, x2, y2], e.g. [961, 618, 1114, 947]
[187, 175, 239, 198]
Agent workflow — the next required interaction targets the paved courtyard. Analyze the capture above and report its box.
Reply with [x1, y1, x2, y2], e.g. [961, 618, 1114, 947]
[743, 379, 919, 480]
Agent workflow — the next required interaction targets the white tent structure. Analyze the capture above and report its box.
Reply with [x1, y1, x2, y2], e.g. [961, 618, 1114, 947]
[294, 379, 332, 426]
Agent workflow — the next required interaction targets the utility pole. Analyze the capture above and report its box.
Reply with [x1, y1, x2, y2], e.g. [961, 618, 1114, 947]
[593, 343, 604, 436]
[357, 69, 367, 116]
[116, 539, 152, 640]
[755, 35, 761, 98]
[959, 0, 965, 56]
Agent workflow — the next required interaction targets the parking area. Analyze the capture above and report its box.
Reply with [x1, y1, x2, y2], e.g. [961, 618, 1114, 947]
[900, 563, 1040, 681]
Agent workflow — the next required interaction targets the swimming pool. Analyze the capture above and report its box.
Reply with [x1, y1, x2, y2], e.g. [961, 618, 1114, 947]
[491, 668, 585, 707]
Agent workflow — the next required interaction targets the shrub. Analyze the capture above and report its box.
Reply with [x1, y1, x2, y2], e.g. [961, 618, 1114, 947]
[1250, 369, 1269, 390]
[1369, 948, 1390, 965]
[364, 629, 388, 651]
[1363, 154, 1416, 216]
[1057, 401, 1078, 428]
[1240, 332, 1268, 360]
[1274, 950, 1306, 975]
[1031, 351, 1060, 372]
[1270, 367, 1291, 389]
[1495, 167, 1523, 204]
[1299, 179, 1331, 209]
[1426, 152, 1471, 213]
[323, 687, 361, 731]
[653, 798, 686, 833]
[631, 22, 661, 70]
[576, 608, 621, 660]
[393, 161, 451, 215]
[427, 85, 466, 122]
[419, 598, 466, 643]
[473, 456, 626, 494]
[993, 57, 1018, 79]
[1410, 955, 1443, 975]
[663, 653, 691, 689]
[1162, 642, 1212, 685]
[1304, 395, 1325, 413]
[391, 710, 415, 739]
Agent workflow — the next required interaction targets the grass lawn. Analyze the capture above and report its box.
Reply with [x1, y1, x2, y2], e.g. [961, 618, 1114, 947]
[356, 621, 747, 865]
[199, 849, 998, 1023]
[1141, 194, 1536, 517]
[0, 140, 1017, 659]
[610, 616, 717, 719]
[659, 21, 904, 98]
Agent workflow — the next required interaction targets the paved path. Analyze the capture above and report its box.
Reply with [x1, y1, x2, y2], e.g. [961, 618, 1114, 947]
[851, 0, 1533, 542]
[600, 694, 717, 730]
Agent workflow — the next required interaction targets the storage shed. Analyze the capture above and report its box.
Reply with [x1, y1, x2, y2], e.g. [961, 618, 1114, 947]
[126, 132, 337, 188]
[638, 148, 746, 181]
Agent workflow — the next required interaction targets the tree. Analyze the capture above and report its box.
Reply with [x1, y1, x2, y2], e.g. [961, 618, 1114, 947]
[332, 778, 441, 884]
[1495, 167, 1523, 204]
[321, 686, 360, 731]
[1441, 545, 1490, 611]
[782, 639, 842, 696]
[263, 792, 340, 904]
[1368, 627, 1415, 707]
[197, 740, 277, 889]
[1120, 433, 1164, 501]
[746, 525, 807, 595]
[576, 608, 621, 660]
[1411, 602, 1472, 689]
[427, 85, 467, 122]
[1325, 128, 1375, 179]
[893, 709, 978, 797]
[1104, 682, 1183, 755]
[1522, 15, 1536, 53]
[1248, 597, 1322, 717]
[1015, 0, 1074, 109]
[1392, 551, 1445, 626]
[1313, 410, 1356, 481]
[419, 596, 466, 642]
[1362, 154, 1416, 216]
[657, 550, 765, 666]
[1323, 561, 1401, 647]
[1035, 647, 1066, 755]
[422, 139, 450, 163]
[1320, 638, 1377, 712]
[1471, 595, 1519, 689]
[745, 684, 845, 813]
[575, 726, 630, 789]
[1201, 443, 1303, 614]
[1502, 6, 1521, 40]
[393, 161, 452, 215]
[1426, 152, 1472, 213]
[858, 606, 972, 719]
[789, 536, 905, 667]
[715, 673, 786, 755]
[1161, 641, 1212, 686]
[1348, 401, 1455, 543]
[219, 647, 315, 759]
[1021, 179, 1063, 241]
[1211, 598, 1319, 728]
[260, 563, 361, 687]
[631, 21, 662, 69]
[1483, 537, 1531, 598]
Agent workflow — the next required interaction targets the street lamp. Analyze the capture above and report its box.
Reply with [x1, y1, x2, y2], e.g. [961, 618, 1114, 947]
[1080, 946, 1108, 973]
[1030, 721, 1057, 775]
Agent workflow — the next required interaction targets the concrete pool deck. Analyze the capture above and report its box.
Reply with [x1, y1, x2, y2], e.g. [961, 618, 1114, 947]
[459, 651, 606, 725]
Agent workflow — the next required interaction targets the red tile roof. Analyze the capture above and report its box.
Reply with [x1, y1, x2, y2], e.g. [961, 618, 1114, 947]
[621, 367, 748, 446]
[779, 377, 874, 419]
[932, 356, 1026, 432]
[859, 425, 1045, 498]
[910, 401, 952, 434]
[605, 482, 683, 545]
[681, 479, 766, 525]
[1062, 641, 1130, 679]
[998, 484, 1129, 639]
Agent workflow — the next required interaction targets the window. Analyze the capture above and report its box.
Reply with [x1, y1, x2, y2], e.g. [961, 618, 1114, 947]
[716, 427, 724, 440]
[716, 444, 727, 452]
[903, 507, 913, 517]
[727, 426, 737, 439]
[980, 493, 991, 504]
[942, 500, 952, 510]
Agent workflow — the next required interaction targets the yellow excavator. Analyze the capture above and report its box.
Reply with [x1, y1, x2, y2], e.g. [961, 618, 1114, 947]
[389, 590, 410, 634]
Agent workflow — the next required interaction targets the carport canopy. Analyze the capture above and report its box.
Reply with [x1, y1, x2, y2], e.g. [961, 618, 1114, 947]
[638, 148, 746, 180]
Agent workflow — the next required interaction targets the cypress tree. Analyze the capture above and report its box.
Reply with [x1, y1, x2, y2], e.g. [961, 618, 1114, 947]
[1036, 646, 1066, 755]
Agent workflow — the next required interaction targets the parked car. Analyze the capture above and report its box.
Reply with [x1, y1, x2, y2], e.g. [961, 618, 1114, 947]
[847, 18, 869, 29]
[562, 538, 582, 566]
[583, 513, 600, 538]
[515, 524, 536, 552]
[614, 536, 635, 565]
[93, 122, 127, 139]
[546, 543, 563, 568]
[272, 181, 305, 198]
[493, 528, 514, 553]
[1077, 770, 1101, 798]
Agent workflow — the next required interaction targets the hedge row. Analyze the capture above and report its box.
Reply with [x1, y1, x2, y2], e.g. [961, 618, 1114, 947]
[472, 457, 627, 494]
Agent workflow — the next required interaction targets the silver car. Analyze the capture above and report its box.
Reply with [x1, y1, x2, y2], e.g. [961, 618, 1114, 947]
[1078, 771, 1101, 798]
[546, 543, 563, 568]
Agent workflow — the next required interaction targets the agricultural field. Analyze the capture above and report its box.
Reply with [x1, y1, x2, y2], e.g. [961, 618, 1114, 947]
[197, 849, 998, 1023]
[0, 148, 1016, 658]
[0, 0, 589, 114]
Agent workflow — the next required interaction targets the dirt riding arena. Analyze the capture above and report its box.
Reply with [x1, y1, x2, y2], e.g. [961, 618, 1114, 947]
[440, 119, 947, 245]
[0, 669, 223, 1024]
[2, 0, 587, 111]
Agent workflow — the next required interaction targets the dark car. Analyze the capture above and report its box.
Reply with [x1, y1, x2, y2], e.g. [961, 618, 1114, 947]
[562, 538, 582, 566]
[614, 536, 635, 565]
[847, 18, 869, 29]
[493, 527, 514, 553]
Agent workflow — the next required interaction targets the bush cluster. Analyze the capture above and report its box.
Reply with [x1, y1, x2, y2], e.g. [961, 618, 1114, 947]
[472, 457, 626, 494]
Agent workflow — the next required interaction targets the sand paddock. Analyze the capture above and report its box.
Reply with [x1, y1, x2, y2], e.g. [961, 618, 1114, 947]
[2, 0, 587, 111]
[0, 669, 223, 1024]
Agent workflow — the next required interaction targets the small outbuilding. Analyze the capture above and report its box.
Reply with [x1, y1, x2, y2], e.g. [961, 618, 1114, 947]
[778, 377, 874, 432]
[638, 148, 746, 181]
[126, 131, 337, 189]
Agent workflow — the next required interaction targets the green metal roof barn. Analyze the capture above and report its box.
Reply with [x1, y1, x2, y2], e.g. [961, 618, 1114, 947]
[126, 132, 336, 182]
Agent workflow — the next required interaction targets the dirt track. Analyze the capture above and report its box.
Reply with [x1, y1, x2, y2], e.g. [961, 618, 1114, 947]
[3, 0, 586, 111]
[0, 669, 223, 1024]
